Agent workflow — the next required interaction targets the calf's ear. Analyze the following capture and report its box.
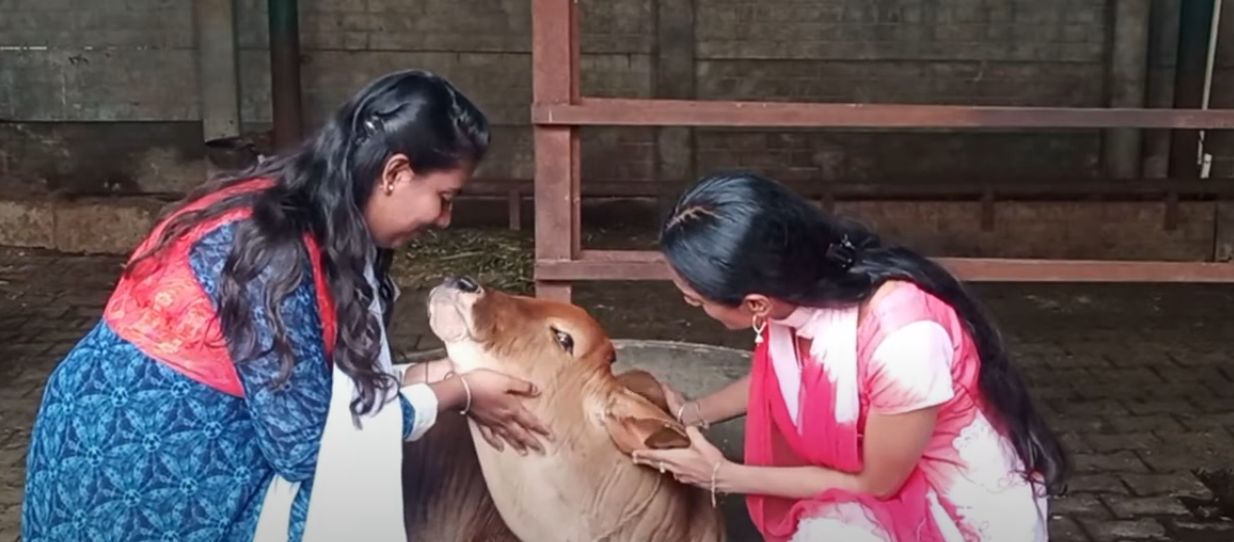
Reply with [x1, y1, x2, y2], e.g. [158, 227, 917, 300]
[605, 416, 692, 455]
[614, 369, 671, 414]
[602, 390, 692, 455]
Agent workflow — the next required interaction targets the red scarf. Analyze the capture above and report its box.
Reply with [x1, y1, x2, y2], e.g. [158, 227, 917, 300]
[744, 314, 955, 542]
[103, 179, 337, 396]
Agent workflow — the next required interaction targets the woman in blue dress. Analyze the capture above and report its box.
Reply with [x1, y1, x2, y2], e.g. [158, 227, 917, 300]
[22, 70, 549, 542]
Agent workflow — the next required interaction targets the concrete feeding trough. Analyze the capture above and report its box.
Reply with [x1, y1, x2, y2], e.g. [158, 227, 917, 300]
[401, 339, 761, 541]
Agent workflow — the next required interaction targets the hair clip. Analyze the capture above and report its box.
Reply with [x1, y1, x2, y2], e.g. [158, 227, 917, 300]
[825, 235, 858, 270]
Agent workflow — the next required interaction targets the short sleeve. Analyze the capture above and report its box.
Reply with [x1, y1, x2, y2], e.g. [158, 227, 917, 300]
[865, 320, 956, 415]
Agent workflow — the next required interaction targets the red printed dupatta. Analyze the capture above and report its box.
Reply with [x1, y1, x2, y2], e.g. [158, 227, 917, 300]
[102, 179, 338, 397]
[743, 301, 954, 542]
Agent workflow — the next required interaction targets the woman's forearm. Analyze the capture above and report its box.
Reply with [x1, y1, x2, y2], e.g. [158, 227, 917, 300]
[426, 375, 467, 412]
[402, 358, 467, 412]
[716, 463, 863, 500]
[687, 373, 751, 426]
[401, 358, 454, 386]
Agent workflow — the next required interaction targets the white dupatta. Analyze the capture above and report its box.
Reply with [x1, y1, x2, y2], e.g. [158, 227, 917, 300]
[252, 264, 411, 541]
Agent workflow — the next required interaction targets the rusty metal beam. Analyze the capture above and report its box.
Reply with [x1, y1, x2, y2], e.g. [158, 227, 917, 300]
[531, 0, 580, 302]
[533, 98, 1234, 129]
[473, 177, 1234, 200]
[533, 250, 1234, 283]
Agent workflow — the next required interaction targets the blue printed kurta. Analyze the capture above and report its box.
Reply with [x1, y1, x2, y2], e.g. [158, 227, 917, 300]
[22, 221, 420, 542]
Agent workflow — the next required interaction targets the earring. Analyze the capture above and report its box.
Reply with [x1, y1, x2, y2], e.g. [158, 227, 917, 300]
[385, 183, 394, 196]
[752, 315, 766, 345]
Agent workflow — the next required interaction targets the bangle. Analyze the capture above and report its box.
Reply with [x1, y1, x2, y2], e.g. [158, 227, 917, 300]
[693, 401, 709, 429]
[709, 461, 723, 508]
[457, 374, 473, 415]
[675, 403, 688, 424]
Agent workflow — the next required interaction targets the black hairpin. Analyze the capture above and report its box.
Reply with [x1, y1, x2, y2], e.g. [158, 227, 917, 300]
[825, 235, 858, 270]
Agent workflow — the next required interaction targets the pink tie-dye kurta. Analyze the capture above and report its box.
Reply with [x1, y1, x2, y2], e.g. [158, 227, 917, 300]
[766, 284, 1048, 542]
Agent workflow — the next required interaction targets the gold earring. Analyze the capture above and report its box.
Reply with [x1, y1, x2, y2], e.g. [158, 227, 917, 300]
[752, 315, 766, 344]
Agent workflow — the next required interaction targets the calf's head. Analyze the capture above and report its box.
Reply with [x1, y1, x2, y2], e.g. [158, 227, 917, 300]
[427, 275, 615, 378]
[427, 276, 692, 453]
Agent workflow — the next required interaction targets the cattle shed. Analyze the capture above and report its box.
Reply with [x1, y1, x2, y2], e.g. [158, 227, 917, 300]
[6, 2, 1234, 542]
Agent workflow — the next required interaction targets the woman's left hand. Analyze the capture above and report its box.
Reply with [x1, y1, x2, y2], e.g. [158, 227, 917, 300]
[632, 426, 728, 487]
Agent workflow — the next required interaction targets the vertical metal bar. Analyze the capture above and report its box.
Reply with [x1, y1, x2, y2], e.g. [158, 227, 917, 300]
[652, 0, 697, 212]
[195, 0, 242, 145]
[979, 189, 996, 232]
[269, 0, 304, 151]
[1167, 0, 1215, 179]
[507, 189, 522, 231]
[1104, 0, 1151, 179]
[569, 3, 582, 260]
[532, 0, 580, 302]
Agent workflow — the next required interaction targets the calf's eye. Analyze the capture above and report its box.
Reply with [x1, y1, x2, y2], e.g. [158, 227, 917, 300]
[551, 327, 574, 354]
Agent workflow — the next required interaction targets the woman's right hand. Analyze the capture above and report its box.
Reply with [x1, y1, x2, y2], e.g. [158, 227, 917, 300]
[461, 369, 553, 455]
[660, 382, 689, 423]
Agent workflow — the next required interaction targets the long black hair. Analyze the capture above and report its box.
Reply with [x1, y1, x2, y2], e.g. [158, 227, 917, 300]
[658, 170, 1068, 496]
[125, 70, 490, 416]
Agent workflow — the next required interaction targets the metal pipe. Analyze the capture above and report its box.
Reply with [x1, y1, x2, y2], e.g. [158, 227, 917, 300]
[1104, 0, 1152, 179]
[1202, 1, 1223, 109]
[268, 0, 303, 151]
[194, 0, 242, 145]
[1168, 0, 1217, 179]
[1199, 0, 1223, 178]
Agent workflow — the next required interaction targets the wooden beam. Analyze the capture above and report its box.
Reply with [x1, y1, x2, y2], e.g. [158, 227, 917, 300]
[531, 0, 580, 302]
[533, 98, 1234, 130]
[533, 250, 1234, 283]
[468, 177, 1234, 200]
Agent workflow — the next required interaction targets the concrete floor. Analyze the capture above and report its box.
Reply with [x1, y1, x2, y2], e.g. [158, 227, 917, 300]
[4, 246, 1234, 541]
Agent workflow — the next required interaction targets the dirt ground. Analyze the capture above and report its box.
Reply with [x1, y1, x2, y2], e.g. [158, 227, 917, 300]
[4, 231, 1234, 541]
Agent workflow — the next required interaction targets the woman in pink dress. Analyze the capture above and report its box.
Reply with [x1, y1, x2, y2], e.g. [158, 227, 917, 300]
[633, 171, 1068, 542]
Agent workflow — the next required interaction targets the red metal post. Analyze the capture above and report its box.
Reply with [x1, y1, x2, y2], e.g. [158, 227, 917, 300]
[531, 0, 581, 302]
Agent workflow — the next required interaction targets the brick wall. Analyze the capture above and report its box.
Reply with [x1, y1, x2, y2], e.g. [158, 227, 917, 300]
[0, 0, 1232, 244]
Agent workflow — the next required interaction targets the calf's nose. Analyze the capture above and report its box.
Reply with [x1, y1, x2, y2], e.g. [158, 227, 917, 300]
[452, 275, 481, 293]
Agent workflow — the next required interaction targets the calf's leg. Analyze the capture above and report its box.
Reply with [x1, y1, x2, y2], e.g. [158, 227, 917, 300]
[402, 410, 520, 542]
